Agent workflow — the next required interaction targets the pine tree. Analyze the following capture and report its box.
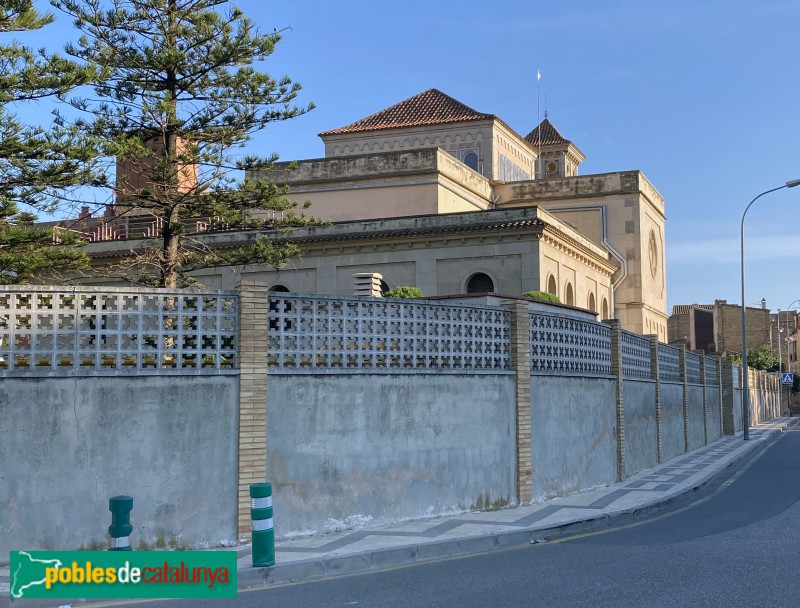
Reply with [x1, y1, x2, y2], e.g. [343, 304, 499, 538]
[0, 0, 95, 284]
[53, 0, 316, 288]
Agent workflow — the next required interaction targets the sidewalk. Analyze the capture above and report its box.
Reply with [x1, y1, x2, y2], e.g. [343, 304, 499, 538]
[238, 418, 790, 588]
[1, 419, 791, 602]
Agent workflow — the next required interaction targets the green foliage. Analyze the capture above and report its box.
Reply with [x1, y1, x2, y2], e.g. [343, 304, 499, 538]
[729, 345, 779, 372]
[0, 218, 89, 284]
[52, 0, 318, 287]
[523, 290, 560, 303]
[0, 0, 94, 282]
[384, 286, 423, 299]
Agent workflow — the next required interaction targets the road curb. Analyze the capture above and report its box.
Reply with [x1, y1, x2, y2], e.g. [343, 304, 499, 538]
[238, 426, 788, 590]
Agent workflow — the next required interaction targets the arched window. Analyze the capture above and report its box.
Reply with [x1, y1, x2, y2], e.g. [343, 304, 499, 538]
[466, 272, 495, 294]
[380, 280, 390, 296]
[601, 297, 609, 320]
[588, 292, 596, 313]
[565, 282, 574, 306]
[268, 285, 291, 331]
[463, 151, 479, 172]
[547, 275, 557, 296]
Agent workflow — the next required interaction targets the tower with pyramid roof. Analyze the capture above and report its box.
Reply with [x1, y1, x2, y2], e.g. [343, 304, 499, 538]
[247, 88, 669, 339]
[319, 88, 537, 184]
[524, 117, 586, 179]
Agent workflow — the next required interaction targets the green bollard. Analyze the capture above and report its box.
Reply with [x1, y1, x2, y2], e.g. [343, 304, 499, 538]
[108, 495, 133, 551]
[250, 483, 275, 567]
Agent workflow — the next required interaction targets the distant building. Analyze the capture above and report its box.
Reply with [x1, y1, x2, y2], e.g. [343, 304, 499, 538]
[54, 88, 670, 339]
[668, 299, 778, 356]
[250, 89, 669, 338]
[773, 309, 799, 368]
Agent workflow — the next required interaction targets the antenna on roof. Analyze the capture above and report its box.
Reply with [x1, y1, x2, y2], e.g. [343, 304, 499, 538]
[536, 69, 542, 179]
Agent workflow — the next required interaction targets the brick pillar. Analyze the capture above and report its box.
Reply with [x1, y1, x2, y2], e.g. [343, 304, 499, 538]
[679, 344, 689, 452]
[698, 354, 708, 445]
[717, 355, 724, 438]
[721, 358, 735, 435]
[610, 320, 625, 481]
[503, 300, 532, 504]
[648, 335, 662, 463]
[236, 280, 269, 540]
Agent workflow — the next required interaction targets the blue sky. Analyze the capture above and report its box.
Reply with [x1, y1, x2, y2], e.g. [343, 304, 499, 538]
[14, 0, 800, 312]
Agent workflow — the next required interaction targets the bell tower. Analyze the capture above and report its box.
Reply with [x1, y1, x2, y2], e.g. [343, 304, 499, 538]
[524, 116, 585, 179]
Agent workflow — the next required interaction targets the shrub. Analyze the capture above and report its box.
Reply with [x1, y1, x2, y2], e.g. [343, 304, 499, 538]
[523, 290, 560, 303]
[384, 286, 423, 299]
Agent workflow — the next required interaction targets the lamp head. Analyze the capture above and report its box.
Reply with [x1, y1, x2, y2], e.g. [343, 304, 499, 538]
[787, 178, 800, 188]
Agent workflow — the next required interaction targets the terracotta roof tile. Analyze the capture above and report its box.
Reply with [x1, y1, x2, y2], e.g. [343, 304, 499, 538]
[671, 304, 715, 316]
[319, 89, 495, 136]
[524, 118, 571, 146]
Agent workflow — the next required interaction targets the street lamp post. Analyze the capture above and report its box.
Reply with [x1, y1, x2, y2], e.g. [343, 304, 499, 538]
[777, 313, 784, 414]
[740, 179, 800, 440]
[787, 334, 792, 416]
[777, 310, 783, 405]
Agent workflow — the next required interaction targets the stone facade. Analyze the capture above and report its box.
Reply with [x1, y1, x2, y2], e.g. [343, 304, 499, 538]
[495, 171, 667, 338]
[249, 91, 667, 339]
[83, 207, 617, 320]
[62, 88, 670, 339]
[321, 118, 537, 184]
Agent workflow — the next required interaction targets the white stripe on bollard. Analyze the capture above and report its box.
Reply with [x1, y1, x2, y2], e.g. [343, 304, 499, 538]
[113, 537, 130, 548]
[252, 518, 273, 532]
[251, 497, 272, 509]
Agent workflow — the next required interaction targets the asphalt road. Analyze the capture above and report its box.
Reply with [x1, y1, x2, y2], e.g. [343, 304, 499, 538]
[57, 424, 800, 608]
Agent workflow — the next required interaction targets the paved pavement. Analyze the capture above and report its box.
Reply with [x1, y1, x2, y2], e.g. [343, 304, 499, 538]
[1, 418, 789, 603]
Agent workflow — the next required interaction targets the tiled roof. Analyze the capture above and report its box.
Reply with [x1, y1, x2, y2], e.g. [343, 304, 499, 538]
[525, 118, 571, 146]
[671, 304, 715, 316]
[319, 89, 495, 136]
[287, 217, 548, 244]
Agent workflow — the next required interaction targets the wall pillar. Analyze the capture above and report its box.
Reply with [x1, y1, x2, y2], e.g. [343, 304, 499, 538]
[717, 355, 725, 437]
[610, 320, 625, 481]
[679, 344, 689, 452]
[648, 335, 662, 463]
[236, 280, 269, 540]
[699, 354, 708, 444]
[503, 300, 532, 504]
[720, 359, 734, 434]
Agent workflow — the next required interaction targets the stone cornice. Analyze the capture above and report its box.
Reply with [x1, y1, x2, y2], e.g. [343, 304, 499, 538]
[494, 170, 665, 217]
[83, 207, 548, 259]
[540, 228, 617, 276]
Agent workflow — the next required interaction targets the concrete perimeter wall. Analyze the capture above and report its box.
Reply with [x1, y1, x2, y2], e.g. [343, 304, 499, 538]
[0, 376, 239, 554]
[623, 380, 658, 474]
[267, 374, 516, 536]
[531, 377, 617, 499]
[1, 288, 784, 552]
[732, 388, 743, 433]
[661, 383, 686, 461]
[687, 385, 706, 450]
[706, 390, 722, 442]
